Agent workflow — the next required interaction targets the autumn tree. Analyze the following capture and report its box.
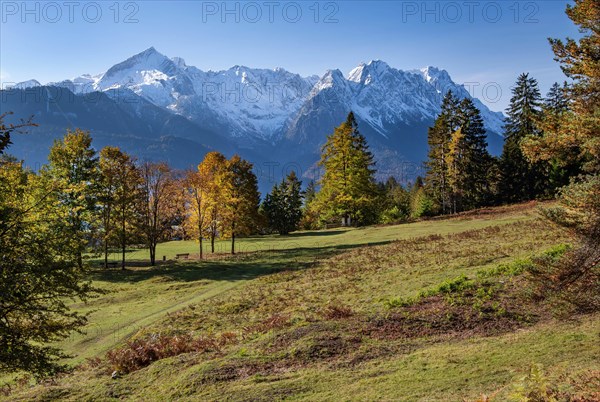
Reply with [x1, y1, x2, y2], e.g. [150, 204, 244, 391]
[410, 176, 435, 219]
[195, 152, 229, 254]
[314, 112, 378, 226]
[110, 152, 142, 270]
[531, 82, 581, 191]
[184, 169, 208, 259]
[521, 0, 600, 311]
[139, 162, 178, 266]
[222, 155, 260, 254]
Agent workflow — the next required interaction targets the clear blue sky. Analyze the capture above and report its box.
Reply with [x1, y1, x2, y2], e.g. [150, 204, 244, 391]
[1, 1, 579, 111]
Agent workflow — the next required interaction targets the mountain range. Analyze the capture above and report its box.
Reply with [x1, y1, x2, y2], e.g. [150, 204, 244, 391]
[1, 47, 505, 191]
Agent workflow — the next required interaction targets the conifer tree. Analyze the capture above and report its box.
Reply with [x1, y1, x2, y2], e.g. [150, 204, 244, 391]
[379, 177, 410, 223]
[263, 171, 304, 234]
[536, 82, 580, 191]
[499, 73, 547, 201]
[426, 94, 493, 213]
[425, 91, 460, 214]
[410, 176, 434, 218]
[304, 180, 317, 206]
[456, 98, 494, 209]
[544, 82, 570, 113]
[314, 112, 378, 226]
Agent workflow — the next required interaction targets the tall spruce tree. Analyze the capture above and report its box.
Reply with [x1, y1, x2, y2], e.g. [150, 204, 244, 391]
[304, 180, 317, 206]
[457, 98, 494, 209]
[544, 82, 570, 112]
[263, 171, 304, 234]
[499, 73, 547, 202]
[314, 112, 378, 226]
[426, 93, 493, 213]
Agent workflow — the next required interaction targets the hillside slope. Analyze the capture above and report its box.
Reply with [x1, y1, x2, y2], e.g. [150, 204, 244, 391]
[4, 203, 599, 401]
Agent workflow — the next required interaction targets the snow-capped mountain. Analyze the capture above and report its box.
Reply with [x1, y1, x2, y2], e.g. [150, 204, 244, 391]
[31, 48, 504, 143]
[6, 47, 506, 186]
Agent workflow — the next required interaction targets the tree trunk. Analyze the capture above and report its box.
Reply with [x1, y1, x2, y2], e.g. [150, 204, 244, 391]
[121, 214, 126, 270]
[231, 223, 235, 255]
[121, 239, 126, 270]
[104, 241, 109, 269]
[198, 222, 203, 260]
[211, 233, 215, 253]
[150, 242, 156, 266]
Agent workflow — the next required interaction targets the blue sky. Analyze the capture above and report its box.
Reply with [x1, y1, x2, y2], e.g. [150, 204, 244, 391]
[1, 1, 579, 111]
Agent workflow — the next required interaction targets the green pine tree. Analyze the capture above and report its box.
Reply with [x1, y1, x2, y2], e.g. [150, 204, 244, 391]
[263, 171, 304, 234]
[455, 98, 495, 210]
[499, 73, 547, 202]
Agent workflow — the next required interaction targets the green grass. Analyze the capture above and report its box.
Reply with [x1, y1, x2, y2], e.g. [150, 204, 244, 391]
[5, 202, 599, 401]
[109, 202, 541, 262]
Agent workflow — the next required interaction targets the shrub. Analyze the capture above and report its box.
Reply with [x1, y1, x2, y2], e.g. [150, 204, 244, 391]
[385, 275, 475, 309]
[421, 274, 475, 297]
[410, 188, 436, 218]
[106, 332, 236, 374]
[243, 313, 290, 334]
[380, 206, 408, 224]
[321, 303, 354, 319]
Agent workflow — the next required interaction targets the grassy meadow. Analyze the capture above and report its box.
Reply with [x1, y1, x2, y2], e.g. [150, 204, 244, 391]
[5, 202, 599, 401]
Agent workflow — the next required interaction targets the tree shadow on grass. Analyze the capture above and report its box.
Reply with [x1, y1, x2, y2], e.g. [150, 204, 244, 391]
[88, 240, 393, 285]
[285, 230, 348, 238]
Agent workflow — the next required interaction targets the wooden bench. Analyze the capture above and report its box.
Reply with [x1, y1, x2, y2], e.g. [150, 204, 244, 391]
[106, 262, 119, 268]
[175, 253, 190, 260]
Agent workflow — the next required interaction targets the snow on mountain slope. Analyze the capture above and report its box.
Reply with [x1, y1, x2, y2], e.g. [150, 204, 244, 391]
[9, 79, 41, 89]
[347, 61, 441, 134]
[35, 47, 505, 146]
[175, 64, 316, 141]
[416, 66, 505, 134]
[286, 60, 505, 148]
